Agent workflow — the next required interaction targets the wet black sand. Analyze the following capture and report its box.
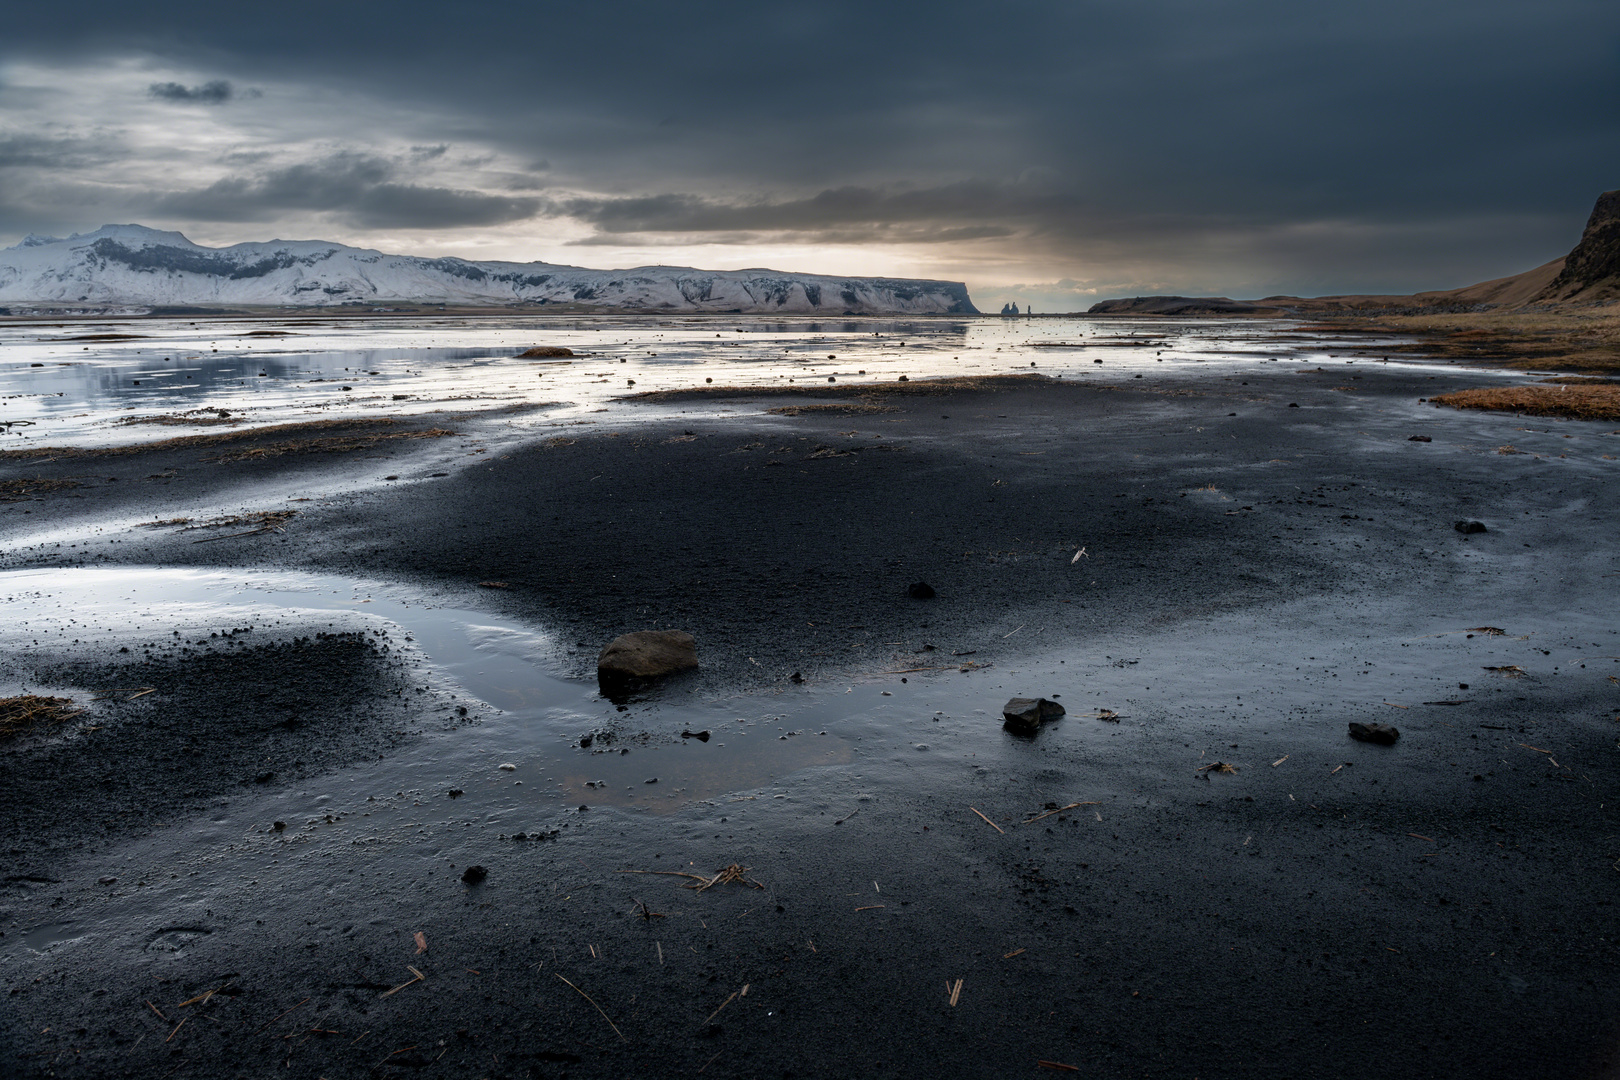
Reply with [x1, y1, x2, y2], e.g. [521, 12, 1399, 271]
[3, 364, 1620, 1078]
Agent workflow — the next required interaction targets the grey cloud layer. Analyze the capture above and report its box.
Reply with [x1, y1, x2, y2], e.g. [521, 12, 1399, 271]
[151, 153, 542, 228]
[3, 0, 1617, 295]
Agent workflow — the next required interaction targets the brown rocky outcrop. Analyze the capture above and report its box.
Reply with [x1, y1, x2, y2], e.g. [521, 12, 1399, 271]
[1532, 189, 1620, 305]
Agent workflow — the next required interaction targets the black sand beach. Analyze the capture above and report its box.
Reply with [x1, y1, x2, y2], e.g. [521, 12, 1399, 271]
[3, 359, 1620, 1079]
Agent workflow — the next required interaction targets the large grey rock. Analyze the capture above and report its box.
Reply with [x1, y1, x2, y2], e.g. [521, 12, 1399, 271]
[598, 631, 698, 682]
[1002, 696, 1065, 734]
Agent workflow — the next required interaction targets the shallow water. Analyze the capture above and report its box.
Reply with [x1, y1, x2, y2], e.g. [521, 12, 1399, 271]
[0, 566, 863, 816]
[0, 313, 1466, 448]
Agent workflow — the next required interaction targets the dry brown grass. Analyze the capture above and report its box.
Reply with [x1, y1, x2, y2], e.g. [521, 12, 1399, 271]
[1, 418, 456, 460]
[1432, 383, 1620, 421]
[0, 477, 82, 502]
[0, 695, 81, 741]
[1354, 306, 1620, 374]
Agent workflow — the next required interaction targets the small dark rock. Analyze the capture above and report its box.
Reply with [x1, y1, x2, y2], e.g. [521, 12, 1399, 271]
[908, 581, 936, 599]
[1288, 403, 1299, 408]
[97, 876, 117, 885]
[254, 771, 274, 784]
[645, 777, 658, 784]
[1454, 520, 1487, 534]
[461, 865, 488, 884]
[579, 734, 593, 748]
[1002, 696, 1066, 734]
[789, 671, 804, 684]
[448, 788, 464, 798]
[272, 821, 286, 831]
[681, 729, 711, 741]
[1348, 722, 1400, 745]
[1408, 435, 1432, 442]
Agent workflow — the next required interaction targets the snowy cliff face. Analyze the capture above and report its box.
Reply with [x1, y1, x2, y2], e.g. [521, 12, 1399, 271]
[0, 225, 978, 314]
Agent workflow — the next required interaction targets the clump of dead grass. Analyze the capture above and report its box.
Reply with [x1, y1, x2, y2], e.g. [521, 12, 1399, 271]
[204, 427, 456, 462]
[0, 477, 82, 502]
[0, 695, 81, 741]
[1432, 383, 1620, 421]
[181, 510, 298, 535]
[116, 407, 243, 427]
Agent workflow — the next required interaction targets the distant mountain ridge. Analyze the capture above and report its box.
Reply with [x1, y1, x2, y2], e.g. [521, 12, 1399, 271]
[1089, 188, 1620, 315]
[0, 225, 978, 314]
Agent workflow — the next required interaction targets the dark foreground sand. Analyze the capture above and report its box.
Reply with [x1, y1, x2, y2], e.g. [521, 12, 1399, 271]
[2, 362, 1619, 1079]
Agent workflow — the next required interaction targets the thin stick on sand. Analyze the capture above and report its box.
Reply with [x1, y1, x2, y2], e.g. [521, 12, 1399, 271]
[379, 967, 425, 998]
[703, 990, 740, 1026]
[253, 997, 309, 1034]
[1017, 802, 1099, 825]
[176, 981, 233, 1008]
[970, 807, 1005, 834]
[556, 973, 625, 1041]
[616, 869, 712, 885]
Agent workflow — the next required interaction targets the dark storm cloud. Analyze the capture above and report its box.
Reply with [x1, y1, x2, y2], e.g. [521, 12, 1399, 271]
[148, 79, 235, 104]
[551, 184, 1048, 245]
[152, 153, 542, 228]
[4, 0, 1618, 291]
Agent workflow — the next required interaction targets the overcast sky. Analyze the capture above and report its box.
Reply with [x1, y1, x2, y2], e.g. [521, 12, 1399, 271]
[2, 1, 1616, 309]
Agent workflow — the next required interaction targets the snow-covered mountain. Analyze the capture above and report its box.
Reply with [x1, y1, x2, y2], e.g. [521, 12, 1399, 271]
[0, 225, 977, 314]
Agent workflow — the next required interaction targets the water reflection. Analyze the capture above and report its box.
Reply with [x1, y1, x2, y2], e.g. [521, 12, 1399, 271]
[0, 313, 1427, 448]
